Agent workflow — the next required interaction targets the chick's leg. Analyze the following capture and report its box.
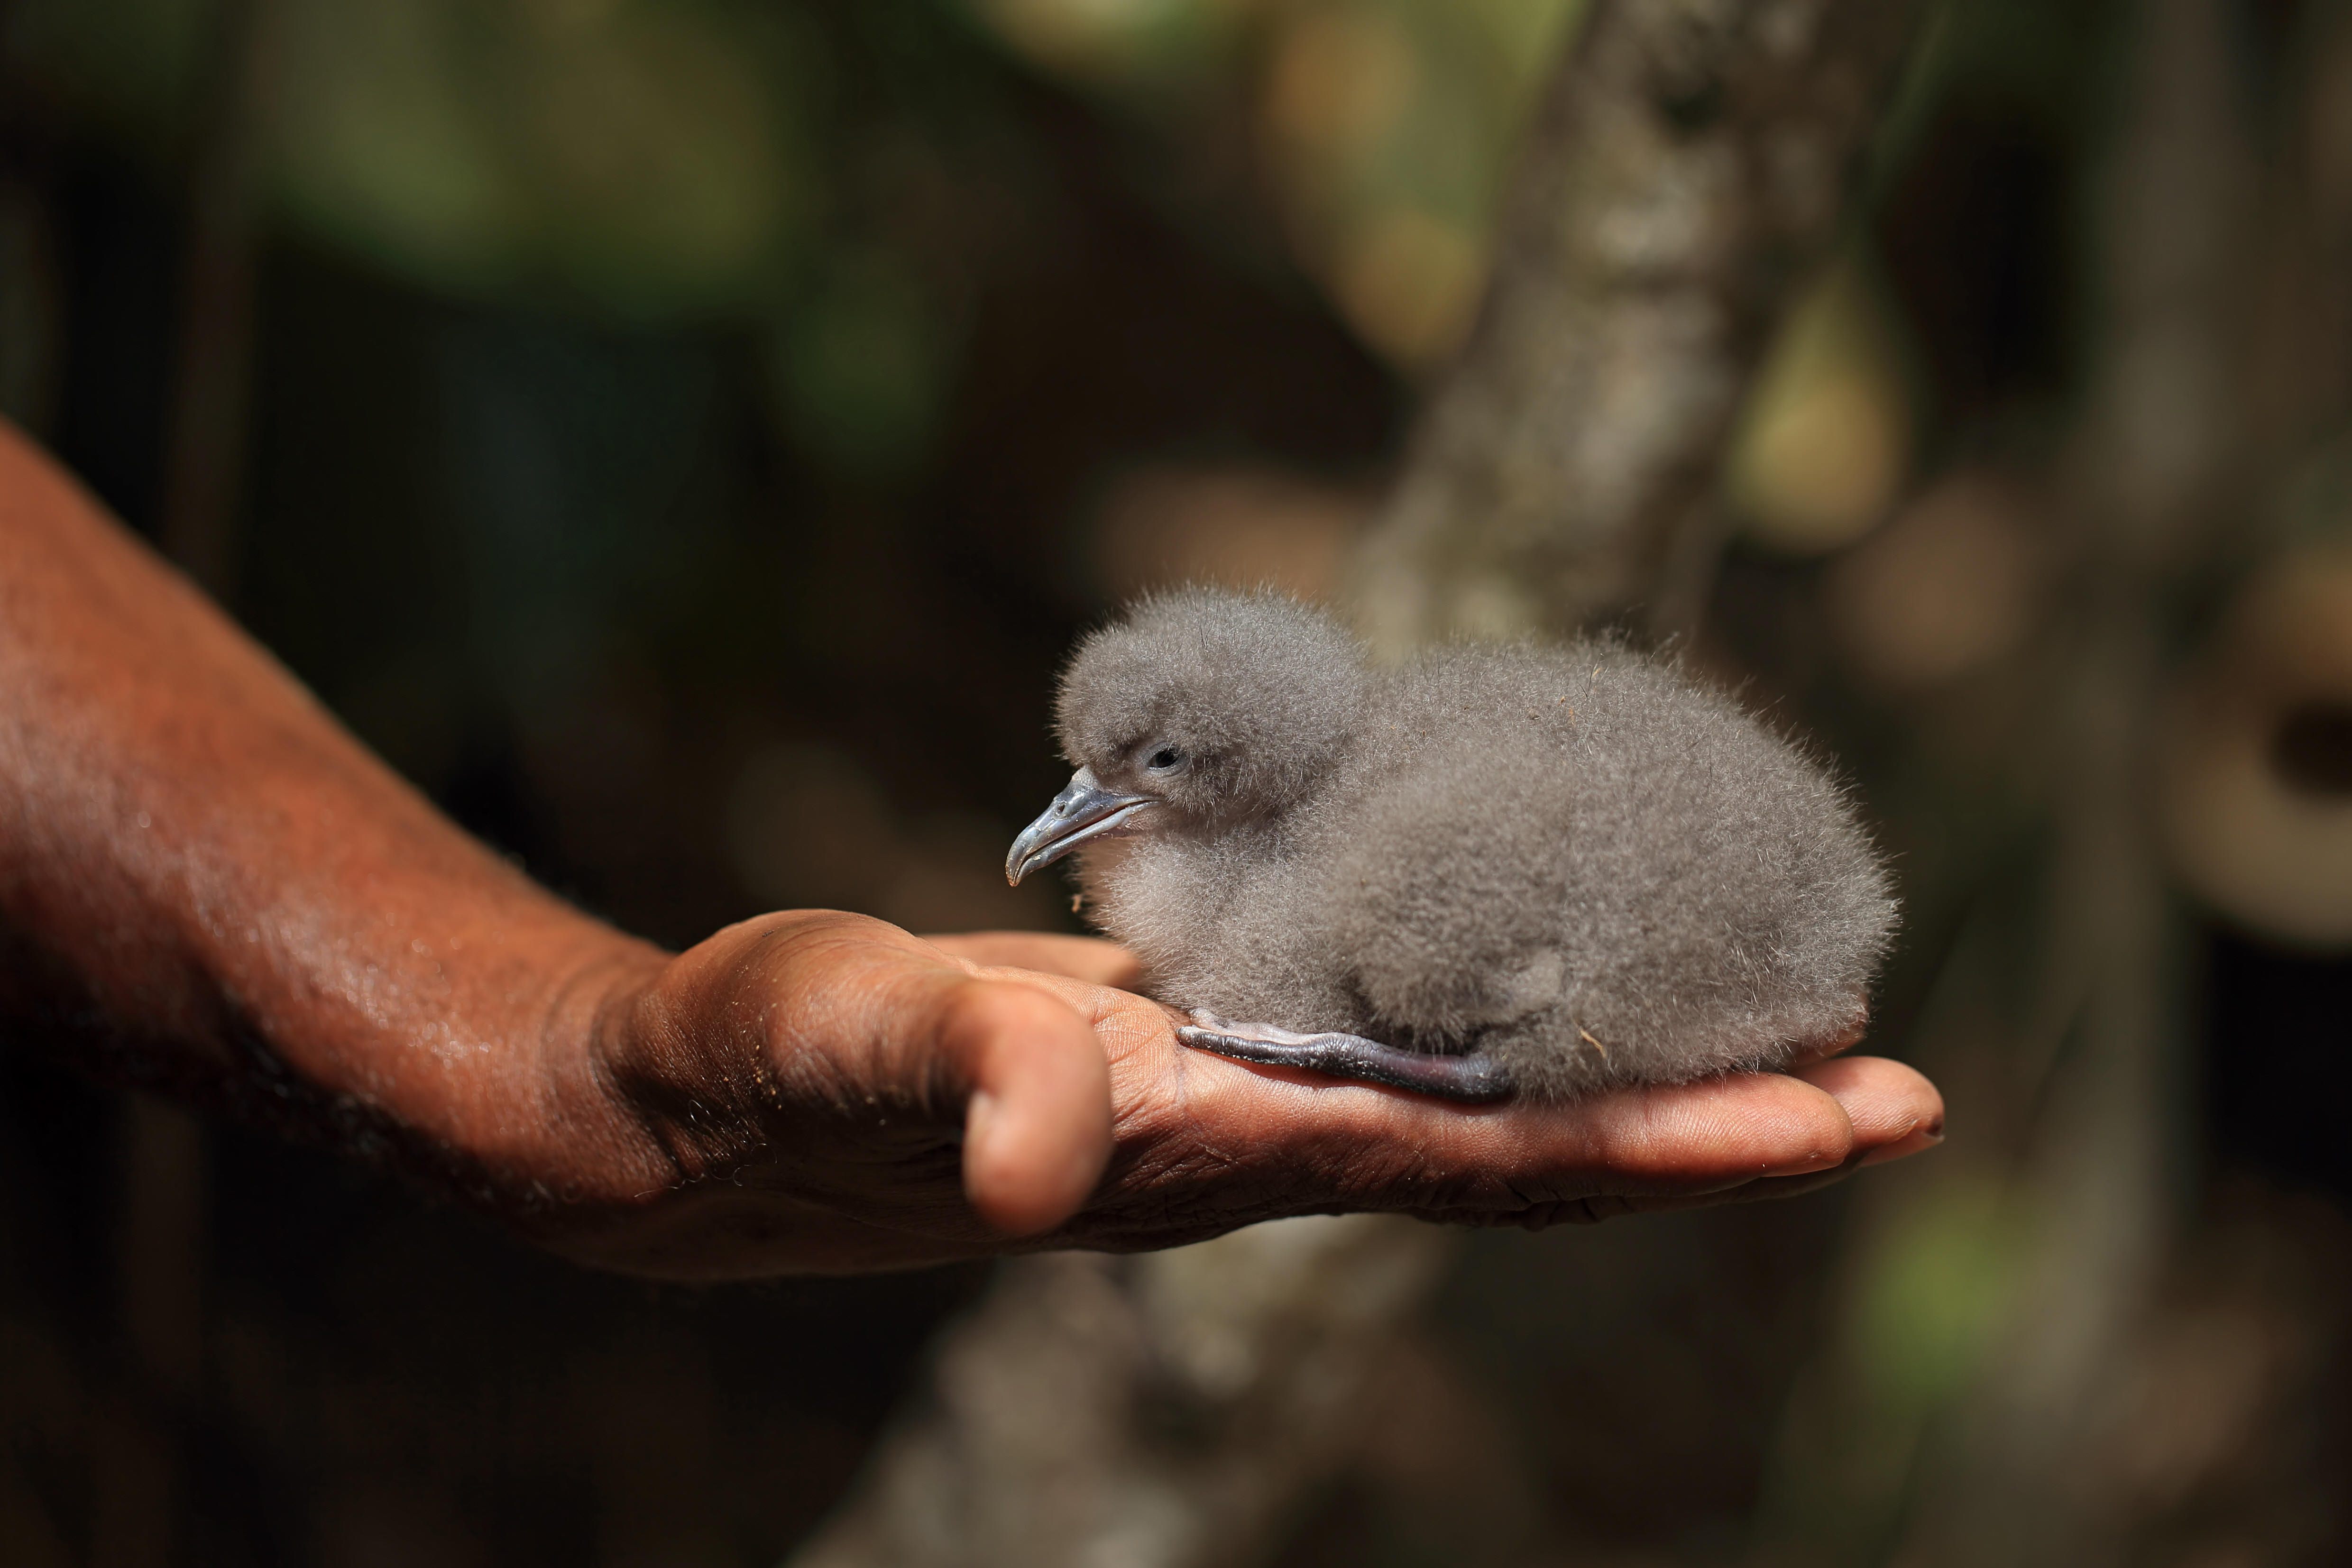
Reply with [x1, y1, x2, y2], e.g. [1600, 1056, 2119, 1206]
[1176, 1012, 1513, 1102]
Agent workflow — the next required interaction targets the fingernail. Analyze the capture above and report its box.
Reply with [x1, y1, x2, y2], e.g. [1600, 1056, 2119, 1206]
[960, 1090, 994, 1151]
[1766, 1148, 1847, 1177]
[1860, 1121, 1946, 1167]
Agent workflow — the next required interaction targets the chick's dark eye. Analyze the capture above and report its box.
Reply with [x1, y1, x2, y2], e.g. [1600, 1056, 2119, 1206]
[1147, 747, 1183, 772]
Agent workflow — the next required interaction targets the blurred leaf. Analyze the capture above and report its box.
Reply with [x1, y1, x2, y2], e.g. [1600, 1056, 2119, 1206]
[1849, 1174, 2031, 1413]
[1262, 0, 1582, 367]
[1728, 250, 1919, 555]
[772, 248, 953, 476]
[270, 0, 525, 293]
[967, 0, 1241, 88]
[274, 0, 812, 314]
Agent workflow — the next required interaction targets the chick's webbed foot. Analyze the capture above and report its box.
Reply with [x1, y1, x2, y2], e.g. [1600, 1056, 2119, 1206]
[1176, 1012, 1514, 1102]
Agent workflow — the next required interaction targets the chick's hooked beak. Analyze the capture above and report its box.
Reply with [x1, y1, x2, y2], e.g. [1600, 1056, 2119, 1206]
[1007, 767, 1152, 886]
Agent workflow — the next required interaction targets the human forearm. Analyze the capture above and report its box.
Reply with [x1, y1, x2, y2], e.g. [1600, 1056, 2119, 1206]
[0, 422, 676, 1209]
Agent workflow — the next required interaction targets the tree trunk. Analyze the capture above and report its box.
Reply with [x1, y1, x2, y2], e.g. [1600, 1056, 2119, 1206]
[1353, 0, 1924, 652]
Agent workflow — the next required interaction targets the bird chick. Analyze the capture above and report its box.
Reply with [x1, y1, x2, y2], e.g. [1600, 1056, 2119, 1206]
[1006, 590, 1897, 1102]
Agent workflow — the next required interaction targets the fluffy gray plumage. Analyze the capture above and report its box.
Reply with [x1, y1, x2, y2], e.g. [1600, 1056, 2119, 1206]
[1029, 589, 1896, 1101]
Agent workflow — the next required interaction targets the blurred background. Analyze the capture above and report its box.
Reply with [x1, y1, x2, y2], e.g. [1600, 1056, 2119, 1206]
[4, 0, 2352, 1563]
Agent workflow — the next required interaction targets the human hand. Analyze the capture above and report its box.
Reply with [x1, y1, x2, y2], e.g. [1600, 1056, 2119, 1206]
[551, 913, 1941, 1277]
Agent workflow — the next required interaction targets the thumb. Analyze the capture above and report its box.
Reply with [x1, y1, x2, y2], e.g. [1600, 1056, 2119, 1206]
[933, 978, 1113, 1235]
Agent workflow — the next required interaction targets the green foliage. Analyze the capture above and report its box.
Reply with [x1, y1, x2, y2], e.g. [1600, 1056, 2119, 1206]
[772, 247, 954, 477]
[1848, 1174, 2030, 1412]
[5, 0, 1594, 507]
[8, 0, 821, 313]
[276, 0, 817, 315]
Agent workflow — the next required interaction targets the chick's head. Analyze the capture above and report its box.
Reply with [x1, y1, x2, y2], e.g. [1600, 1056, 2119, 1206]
[1055, 589, 1369, 825]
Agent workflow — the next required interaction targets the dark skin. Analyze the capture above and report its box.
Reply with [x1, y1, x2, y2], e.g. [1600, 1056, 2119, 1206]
[0, 422, 1942, 1278]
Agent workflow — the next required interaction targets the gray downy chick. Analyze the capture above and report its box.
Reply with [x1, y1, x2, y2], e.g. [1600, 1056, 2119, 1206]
[1005, 590, 1897, 1102]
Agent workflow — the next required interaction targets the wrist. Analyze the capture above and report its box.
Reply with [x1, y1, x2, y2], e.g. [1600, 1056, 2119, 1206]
[281, 916, 685, 1237]
[481, 917, 852, 1270]
[482, 933, 687, 1228]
